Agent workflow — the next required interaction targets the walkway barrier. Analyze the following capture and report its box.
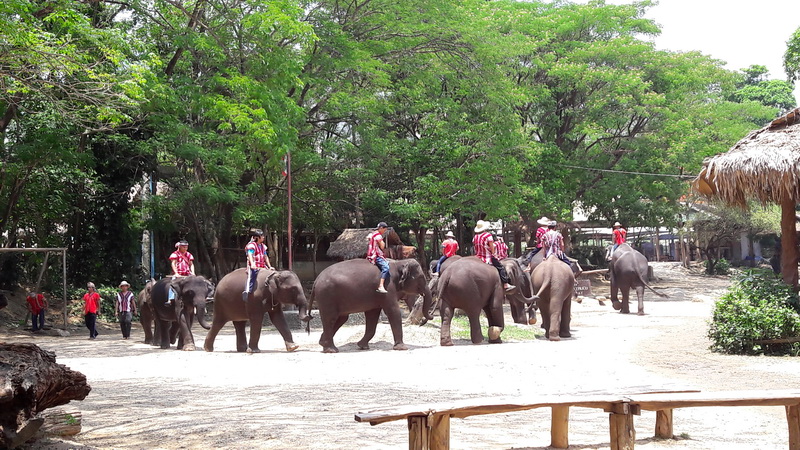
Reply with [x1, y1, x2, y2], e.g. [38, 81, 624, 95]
[355, 389, 800, 450]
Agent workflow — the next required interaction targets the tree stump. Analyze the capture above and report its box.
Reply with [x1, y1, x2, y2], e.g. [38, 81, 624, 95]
[0, 343, 91, 448]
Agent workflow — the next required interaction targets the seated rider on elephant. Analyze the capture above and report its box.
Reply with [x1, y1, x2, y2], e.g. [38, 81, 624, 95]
[166, 240, 194, 305]
[432, 231, 459, 277]
[541, 221, 574, 270]
[243, 228, 273, 302]
[609, 221, 627, 260]
[473, 220, 515, 292]
[522, 216, 550, 270]
[494, 235, 509, 259]
[367, 222, 390, 294]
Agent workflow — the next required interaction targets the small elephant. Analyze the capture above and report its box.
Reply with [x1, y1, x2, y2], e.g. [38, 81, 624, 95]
[203, 268, 311, 353]
[150, 275, 214, 350]
[437, 256, 536, 346]
[310, 258, 433, 353]
[501, 257, 538, 325]
[608, 244, 667, 315]
[531, 254, 574, 341]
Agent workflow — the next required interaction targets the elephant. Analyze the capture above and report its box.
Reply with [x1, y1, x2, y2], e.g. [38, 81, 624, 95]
[137, 279, 157, 345]
[531, 254, 574, 341]
[520, 248, 582, 275]
[310, 258, 433, 353]
[203, 268, 311, 353]
[607, 243, 667, 315]
[149, 275, 214, 350]
[501, 258, 538, 325]
[436, 256, 537, 346]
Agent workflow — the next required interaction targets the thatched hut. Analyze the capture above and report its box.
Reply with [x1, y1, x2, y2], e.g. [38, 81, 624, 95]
[694, 107, 800, 286]
[326, 228, 416, 260]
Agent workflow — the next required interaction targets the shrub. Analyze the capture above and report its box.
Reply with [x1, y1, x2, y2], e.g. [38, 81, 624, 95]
[706, 257, 731, 275]
[708, 269, 800, 355]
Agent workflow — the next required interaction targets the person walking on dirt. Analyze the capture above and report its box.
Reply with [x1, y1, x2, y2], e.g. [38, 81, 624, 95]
[115, 281, 136, 340]
[26, 291, 48, 332]
[83, 282, 101, 340]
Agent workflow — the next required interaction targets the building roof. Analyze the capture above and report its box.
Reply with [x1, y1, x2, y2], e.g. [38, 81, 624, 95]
[326, 228, 404, 260]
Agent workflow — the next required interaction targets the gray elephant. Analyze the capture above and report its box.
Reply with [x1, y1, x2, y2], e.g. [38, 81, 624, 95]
[137, 279, 157, 345]
[608, 243, 667, 315]
[203, 268, 311, 353]
[310, 258, 433, 353]
[502, 257, 538, 325]
[531, 254, 574, 340]
[150, 275, 214, 350]
[437, 256, 536, 346]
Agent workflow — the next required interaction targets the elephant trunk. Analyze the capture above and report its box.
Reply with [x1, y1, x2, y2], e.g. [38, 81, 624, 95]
[421, 285, 434, 322]
[196, 304, 211, 330]
[298, 299, 311, 323]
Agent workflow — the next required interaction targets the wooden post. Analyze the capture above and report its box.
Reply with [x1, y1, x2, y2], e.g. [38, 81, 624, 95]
[608, 404, 635, 450]
[787, 404, 800, 450]
[551, 405, 569, 448]
[654, 409, 673, 438]
[429, 414, 450, 450]
[408, 416, 430, 450]
[781, 197, 798, 287]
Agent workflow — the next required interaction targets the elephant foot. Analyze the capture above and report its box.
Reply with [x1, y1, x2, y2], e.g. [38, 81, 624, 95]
[548, 335, 561, 341]
[440, 339, 453, 347]
[203, 345, 213, 352]
[611, 301, 622, 310]
[559, 332, 572, 338]
[357, 342, 370, 350]
[598, 301, 606, 306]
[488, 326, 502, 341]
[488, 338, 502, 344]
[620, 310, 630, 314]
[183, 344, 195, 351]
[392, 343, 408, 351]
[285, 342, 299, 352]
[246, 347, 261, 354]
[637, 311, 646, 316]
[160, 344, 169, 349]
[322, 346, 339, 353]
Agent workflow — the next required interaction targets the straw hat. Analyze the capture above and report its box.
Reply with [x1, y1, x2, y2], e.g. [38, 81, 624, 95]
[119, 281, 130, 287]
[537, 216, 551, 226]
[613, 222, 622, 228]
[474, 220, 491, 233]
[445, 231, 455, 238]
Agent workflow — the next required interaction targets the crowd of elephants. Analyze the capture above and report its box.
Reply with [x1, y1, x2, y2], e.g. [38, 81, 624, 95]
[135, 243, 665, 353]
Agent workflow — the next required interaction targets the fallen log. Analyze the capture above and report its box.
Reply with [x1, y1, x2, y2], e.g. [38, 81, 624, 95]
[0, 343, 91, 448]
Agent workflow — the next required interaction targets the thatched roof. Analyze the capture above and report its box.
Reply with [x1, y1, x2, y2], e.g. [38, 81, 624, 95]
[326, 228, 405, 260]
[694, 107, 800, 206]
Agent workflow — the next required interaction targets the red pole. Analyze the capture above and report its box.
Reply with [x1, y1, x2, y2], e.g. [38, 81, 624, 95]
[287, 150, 293, 271]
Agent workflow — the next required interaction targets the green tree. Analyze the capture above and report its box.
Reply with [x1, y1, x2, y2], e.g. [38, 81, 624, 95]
[729, 65, 796, 112]
[785, 27, 800, 83]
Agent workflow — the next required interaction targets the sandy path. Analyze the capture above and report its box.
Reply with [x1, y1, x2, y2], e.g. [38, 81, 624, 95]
[4, 262, 800, 449]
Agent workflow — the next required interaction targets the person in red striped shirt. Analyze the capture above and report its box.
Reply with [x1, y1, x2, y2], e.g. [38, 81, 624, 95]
[610, 222, 627, 258]
[494, 235, 509, 259]
[472, 220, 515, 292]
[166, 240, 194, 305]
[83, 282, 101, 340]
[26, 291, 48, 332]
[243, 229, 273, 302]
[367, 222, 390, 294]
[432, 231, 459, 276]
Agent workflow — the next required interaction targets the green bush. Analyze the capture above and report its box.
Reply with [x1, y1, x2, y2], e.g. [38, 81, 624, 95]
[708, 269, 800, 355]
[706, 258, 731, 275]
[67, 285, 125, 323]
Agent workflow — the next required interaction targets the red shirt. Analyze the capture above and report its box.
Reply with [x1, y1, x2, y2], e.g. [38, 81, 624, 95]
[245, 240, 268, 269]
[83, 292, 101, 315]
[472, 232, 494, 263]
[170, 250, 194, 276]
[613, 228, 627, 245]
[441, 239, 459, 257]
[26, 294, 46, 314]
[535, 226, 548, 249]
[542, 229, 564, 258]
[366, 230, 385, 263]
[495, 240, 509, 259]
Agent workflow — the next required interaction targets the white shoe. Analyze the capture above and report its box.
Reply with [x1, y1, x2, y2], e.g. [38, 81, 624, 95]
[376, 287, 388, 294]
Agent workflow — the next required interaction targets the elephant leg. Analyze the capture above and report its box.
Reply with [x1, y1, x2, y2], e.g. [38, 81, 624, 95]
[247, 312, 264, 354]
[383, 305, 407, 351]
[547, 298, 563, 341]
[358, 309, 381, 350]
[319, 315, 348, 353]
[141, 308, 153, 344]
[439, 302, 455, 346]
[509, 300, 524, 324]
[468, 310, 485, 345]
[636, 285, 646, 315]
[203, 316, 226, 352]
[158, 320, 171, 349]
[233, 321, 247, 352]
[482, 305, 502, 344]
[268, 310, 298, 352]
[179, 310, 196, 351]
[620, 287, 631, 314]
[539, 298, 551, 339]
[611, 276, 622, 311]
[559, 293, 572, 338]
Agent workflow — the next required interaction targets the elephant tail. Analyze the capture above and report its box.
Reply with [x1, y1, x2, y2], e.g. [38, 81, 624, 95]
[534, 277, 550, 299]
[306, 288, 316, 335]
[636, 272, 668, 298]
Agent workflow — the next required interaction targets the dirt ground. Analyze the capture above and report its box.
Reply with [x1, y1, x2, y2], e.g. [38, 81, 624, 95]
[3, 262, 800, 449]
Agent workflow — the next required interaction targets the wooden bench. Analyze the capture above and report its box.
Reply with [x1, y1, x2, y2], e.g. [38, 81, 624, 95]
[355, 389, 800, 450]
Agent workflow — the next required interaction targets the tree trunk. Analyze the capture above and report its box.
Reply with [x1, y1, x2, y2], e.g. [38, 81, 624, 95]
[0, 343, 91, 448]
[414, 225, 428, 270]
[781, 198, 799, 288]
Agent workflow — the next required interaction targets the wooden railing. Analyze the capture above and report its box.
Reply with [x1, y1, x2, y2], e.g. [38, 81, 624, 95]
[355, 389, 800, 450]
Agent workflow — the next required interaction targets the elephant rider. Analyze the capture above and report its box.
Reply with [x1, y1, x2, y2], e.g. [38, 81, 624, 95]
[243, 228, 273, 302]
[609, 222, 627, 259]
[367, 222, 390, 294]
[472, 220, 515, 292]
[166, 239, 195, 305]
[522, 216, 550, 271]
[432, 231, 459, 277]
[494, 234, 509, 259]
[542, 221, 574, 269]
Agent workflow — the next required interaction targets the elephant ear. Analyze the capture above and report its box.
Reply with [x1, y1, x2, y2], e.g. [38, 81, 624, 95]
[205, 279, 215, 299]
[263, 271, 280, 307]
[398, 261, 410, 287]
